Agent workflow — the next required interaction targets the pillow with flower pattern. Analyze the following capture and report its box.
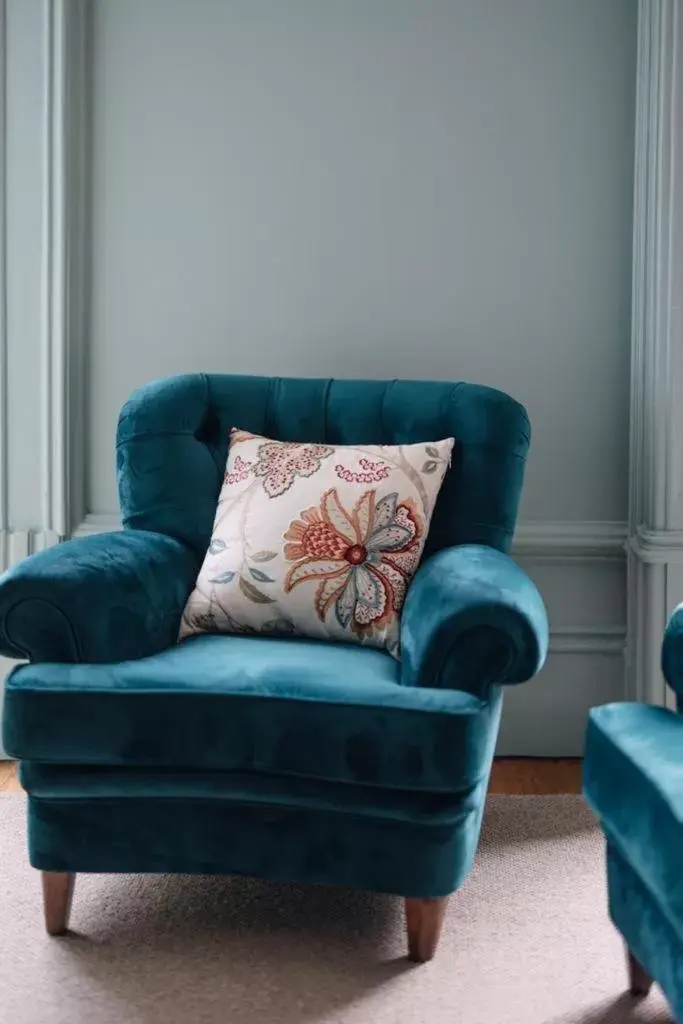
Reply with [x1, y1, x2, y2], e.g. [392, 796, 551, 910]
[179, 429, 454, 658]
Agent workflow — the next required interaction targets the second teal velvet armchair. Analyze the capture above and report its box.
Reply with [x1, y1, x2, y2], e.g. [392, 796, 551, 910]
[584, 608, 683, 1019]
[1, 374, 548, 960]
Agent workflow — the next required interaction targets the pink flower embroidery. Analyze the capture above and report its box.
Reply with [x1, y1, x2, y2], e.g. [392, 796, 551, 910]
[283, 488, 423, 635]
[335, 457, 391, 484]
[224, 454, 252, 486]
[252, 441, 333, 498]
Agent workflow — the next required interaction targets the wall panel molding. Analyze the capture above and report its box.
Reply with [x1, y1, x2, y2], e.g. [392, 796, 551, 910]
[0, 0, 88, 575]
[628, 0, 683, 704]
[548, 627, 625, 657]
[40, 0, 89, 542]
[513, 521, 626, 562]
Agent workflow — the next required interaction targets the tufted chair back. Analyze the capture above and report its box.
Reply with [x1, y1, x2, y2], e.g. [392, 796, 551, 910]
[116, 374, 530, 560]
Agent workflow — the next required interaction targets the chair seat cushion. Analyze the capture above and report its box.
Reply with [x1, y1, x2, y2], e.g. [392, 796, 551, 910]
[4, 634, 500, 792]
[584, 703, 683, 936]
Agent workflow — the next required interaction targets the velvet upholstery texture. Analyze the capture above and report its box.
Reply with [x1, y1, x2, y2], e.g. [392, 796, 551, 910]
[662, 602, 683, 707]
[116, 375, 530, 558]
[583, 614, 683, 1017]
[23, 774, 489, 898]
[1, 373, 547, 908]
[0, 531, 199, 664]
[5, 634, 504, 790]
[400, 544, 548, 699]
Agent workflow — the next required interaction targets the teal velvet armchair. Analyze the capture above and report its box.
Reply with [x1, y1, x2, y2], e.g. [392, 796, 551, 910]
[584, 608, 683, 1019]
[1, 374, 548, 960]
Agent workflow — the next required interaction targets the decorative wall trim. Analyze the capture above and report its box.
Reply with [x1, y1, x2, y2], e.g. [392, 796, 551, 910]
[549, 627, 626, 657]
[628, 0, 683, 704]
[0, 0, 8, 575]
[40, 0, 88, 541]
[73, 512, 629, 563]
[513, 521, 627, 561]
[630, 527, 683, 563]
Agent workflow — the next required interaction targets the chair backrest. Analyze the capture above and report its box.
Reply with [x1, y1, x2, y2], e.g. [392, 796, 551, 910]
[117, 374, 530, 559]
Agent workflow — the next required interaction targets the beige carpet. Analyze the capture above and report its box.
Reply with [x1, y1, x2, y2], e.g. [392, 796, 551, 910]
[0, 796, 673, 1024]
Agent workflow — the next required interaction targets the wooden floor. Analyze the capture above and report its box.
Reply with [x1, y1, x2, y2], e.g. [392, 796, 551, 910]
[0, 760, 20, 793]
[489, 758, 582, 795]
[0, 759, 582, 796]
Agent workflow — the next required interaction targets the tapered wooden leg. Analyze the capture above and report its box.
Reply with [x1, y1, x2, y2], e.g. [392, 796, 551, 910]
[405, 897, 448, 962]
[627, 949, 653, 997]
[42, 872, 75, 936]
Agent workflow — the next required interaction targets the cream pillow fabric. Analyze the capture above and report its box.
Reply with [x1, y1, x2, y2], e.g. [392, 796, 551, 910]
[179, 430, 454, 657]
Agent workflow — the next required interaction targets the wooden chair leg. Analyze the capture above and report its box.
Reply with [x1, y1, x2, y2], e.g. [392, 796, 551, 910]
[42, 872, 75, 936]
[405, 897, 448, 962]
[627, 948, 653, 997]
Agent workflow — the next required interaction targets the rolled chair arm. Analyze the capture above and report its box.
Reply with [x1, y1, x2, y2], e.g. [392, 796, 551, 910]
[400, 544, 548, 699]
[662, 603, 683, 699]
[0, 530, 199, 664]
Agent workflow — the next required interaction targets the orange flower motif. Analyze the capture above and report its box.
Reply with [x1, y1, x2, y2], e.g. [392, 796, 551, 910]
[284, 489, 423, 635]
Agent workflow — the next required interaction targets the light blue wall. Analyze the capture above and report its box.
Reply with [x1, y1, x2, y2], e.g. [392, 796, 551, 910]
[0, 0, 638, 756]
[88, 0, 637, 525]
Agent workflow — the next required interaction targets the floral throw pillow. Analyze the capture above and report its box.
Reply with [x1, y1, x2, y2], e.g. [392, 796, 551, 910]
[179, 430, 454, 657]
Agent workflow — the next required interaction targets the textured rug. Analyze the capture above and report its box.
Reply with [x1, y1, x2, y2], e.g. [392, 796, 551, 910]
[0, 795, 672, 1024]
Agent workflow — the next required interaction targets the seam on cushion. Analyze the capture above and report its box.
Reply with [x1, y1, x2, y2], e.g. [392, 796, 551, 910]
[20, 756, 484, 794]
[201, 371, 211, 414]
[6, 682, 483, 714]
[4, 597, 83, 662]
[380, 379, 396, 444]
[28, 781, 484, 819]
[322, 378, 332, 441]
[27, 793, 472, 829]
[115, 434, 527, 457]
[264, 377, 280, 438]
[202, 373, 226, 482]
[21, 757, 485, 794]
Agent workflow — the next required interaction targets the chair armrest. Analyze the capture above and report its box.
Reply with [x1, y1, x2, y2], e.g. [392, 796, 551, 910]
[0, 531, 199, 663]
[400, 544, 548, 699]
[662, 604, 683, 699]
